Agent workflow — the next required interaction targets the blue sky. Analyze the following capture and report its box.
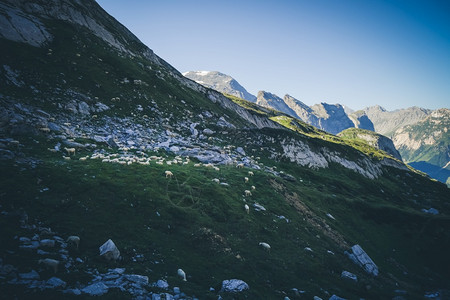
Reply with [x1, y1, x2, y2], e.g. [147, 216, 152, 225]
[96, 0, 450, 111]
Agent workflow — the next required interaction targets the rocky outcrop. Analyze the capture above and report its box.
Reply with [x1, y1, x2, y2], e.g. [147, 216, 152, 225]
[345, 244, 378, 276]
[283, 94, 319, 126]
[338, 128, 402, 160]
[183, 71, 256, 102]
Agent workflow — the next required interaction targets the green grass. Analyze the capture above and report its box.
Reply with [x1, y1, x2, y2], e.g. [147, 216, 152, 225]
[1, 135, 449, 299]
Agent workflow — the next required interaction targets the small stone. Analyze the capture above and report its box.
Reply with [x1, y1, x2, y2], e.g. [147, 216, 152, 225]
[40, 239, 55, 248]
[19, 270, 40, 280]
[341, 271, 357, 282]
[155, 279, 169, 289]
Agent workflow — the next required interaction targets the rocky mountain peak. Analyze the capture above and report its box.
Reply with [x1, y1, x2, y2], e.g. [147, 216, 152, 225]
[183, 71, 256, 102]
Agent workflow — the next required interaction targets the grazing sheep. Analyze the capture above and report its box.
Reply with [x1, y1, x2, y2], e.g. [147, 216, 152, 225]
[248, 171, 254, 176]
[177, 268, 187, 281]
[165, 170, 173, 178]
[244, 204, 249, 214]
[63, 156, 71, 160]
[213, 166, 220, 171]
[236, 163, 244, 168]
[64, 147, 76, 156]
[38, 258, 59, 273]
[212, 178, 220, 184]
[244, 177, 249, 183]
[79, 157, 87, 161]
[251, 185, 256, 190]
[244, 190, 252, 196]
[66, 236, 80, 249]
[259, 242, 271, 253]
[194, 163, 202, 167]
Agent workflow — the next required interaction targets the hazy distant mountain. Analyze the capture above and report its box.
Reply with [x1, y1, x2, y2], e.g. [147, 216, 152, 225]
[183, 71, 256, 102]
[348, 111, 375, 131]
[311, 103, 355, 134]
[392, 108, 450, 184]
[363, 105, 431, 137]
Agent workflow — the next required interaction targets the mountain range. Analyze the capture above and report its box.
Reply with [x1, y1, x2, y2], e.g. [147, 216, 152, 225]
[1, 1, 449, 299]
[184, 71, 449, 186]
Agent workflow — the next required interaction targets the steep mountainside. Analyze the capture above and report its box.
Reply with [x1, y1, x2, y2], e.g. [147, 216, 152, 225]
[338, 128, 402, 160]
[363, 105, 431, 137]
[310, 103, 355, 135]
[1, 1, 449, 299]
[182, 71, 256, 102]
[392, 109, 450, 184]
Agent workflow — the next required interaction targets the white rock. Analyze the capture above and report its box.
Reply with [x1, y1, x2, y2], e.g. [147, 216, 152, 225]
[221, 279, 249, 292]
[341, 270, 357, 282]
[99, 239, 120, 261]
[345, 244, 378, 276]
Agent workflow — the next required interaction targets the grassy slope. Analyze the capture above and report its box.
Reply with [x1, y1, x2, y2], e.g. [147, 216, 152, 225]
[1, 135, 449, 299]
[0, 18, 449, 300]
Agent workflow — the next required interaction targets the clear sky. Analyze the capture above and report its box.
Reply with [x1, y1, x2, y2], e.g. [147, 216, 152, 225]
[96, 0, 450, 111]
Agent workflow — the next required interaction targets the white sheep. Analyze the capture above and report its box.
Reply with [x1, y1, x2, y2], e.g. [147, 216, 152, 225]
[236, 163, 244, 168]
[259, 242, 271, 253]
[212, 178, 220, 184]
[64, 147, 76, 156]
[194, 163, 202, 167]
[251, 185, 256, 190]
[244, 204, 249, 214]
[38, 258, 60, 273]
[79, 157, 87, 161]
[63, 156, 71, 160]
[165, 170, 173, 178]
[244, 177, 249, 183]
[177, 268, 187, 281]
[244, 190, 252, 196]
[248, 171, 254, 176]
[66, 236, 80, 249]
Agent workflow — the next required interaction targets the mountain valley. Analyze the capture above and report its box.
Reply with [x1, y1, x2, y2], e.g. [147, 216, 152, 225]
[0, 1, 449, 299]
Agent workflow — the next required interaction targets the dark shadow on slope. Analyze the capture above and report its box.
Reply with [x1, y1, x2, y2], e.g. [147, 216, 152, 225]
[409, 161, 450, 184]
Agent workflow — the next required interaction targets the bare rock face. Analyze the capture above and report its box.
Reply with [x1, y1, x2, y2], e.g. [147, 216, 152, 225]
[0, 2, 53, 47]
[311, 103, 354, 135]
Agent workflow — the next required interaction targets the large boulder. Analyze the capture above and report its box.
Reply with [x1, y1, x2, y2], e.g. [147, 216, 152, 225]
[99, 239, 120, 261]
[345, 244, 378, 276]
[221, 279, 249, 293]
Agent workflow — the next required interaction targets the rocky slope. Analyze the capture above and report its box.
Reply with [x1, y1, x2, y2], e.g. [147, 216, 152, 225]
[0, 1, 449, 299]
[182, 71, 256, 102]
[392, 108, 450, 184]
[338, 128, 402, 160]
